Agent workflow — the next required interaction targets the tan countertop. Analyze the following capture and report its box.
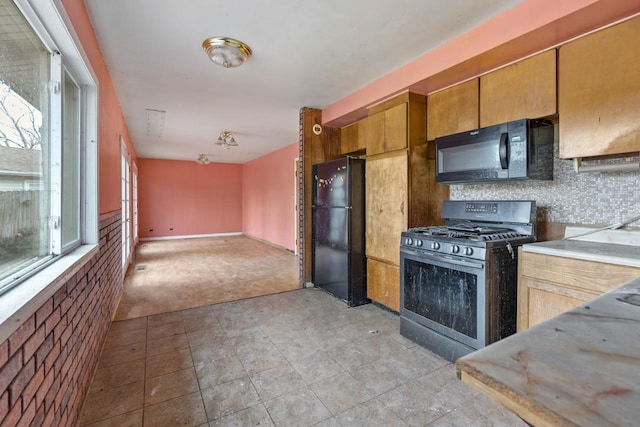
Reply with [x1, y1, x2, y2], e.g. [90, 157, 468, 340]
[456, 276, 640, 427]
[522, 239, 640, 268]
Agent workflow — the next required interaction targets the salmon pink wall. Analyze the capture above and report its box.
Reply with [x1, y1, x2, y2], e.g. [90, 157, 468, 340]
[61, 0, 137, 215]
[137, 159, 242, 238]
[242, 143, 298, 251]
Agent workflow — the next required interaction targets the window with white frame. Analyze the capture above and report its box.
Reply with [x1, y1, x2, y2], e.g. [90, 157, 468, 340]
[0, 0, 97, 295]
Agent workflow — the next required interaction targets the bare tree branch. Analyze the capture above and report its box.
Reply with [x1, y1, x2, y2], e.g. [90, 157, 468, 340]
[0, 82, 42, 149]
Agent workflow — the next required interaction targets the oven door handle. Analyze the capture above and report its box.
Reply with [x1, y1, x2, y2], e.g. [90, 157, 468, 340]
[401, 249, 485, 270]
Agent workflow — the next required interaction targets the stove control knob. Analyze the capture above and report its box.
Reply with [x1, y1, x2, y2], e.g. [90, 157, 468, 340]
[406, 238, 413, 246]
[431, 242, 440, 250]
[415, 240, 423, 247]
[451, 245, 460, 254]
[465, 247, 473, 256]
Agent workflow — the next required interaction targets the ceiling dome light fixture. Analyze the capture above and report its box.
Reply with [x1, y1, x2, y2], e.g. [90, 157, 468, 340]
[215, 131, 238, 149]
[202, 37, 252, 68]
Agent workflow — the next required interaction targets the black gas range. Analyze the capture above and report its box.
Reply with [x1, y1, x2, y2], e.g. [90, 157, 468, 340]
[400, 200, 536, 362]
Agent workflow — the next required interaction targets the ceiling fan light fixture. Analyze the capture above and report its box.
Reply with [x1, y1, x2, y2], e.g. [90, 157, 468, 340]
[202, 37, 252, 68]
[196, 154, 210, 165]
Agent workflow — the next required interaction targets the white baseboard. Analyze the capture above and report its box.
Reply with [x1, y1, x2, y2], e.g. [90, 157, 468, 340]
[139, 232, 242, 241]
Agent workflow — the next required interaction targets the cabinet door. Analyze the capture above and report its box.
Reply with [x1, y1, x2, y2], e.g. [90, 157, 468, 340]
[517, 250, 640, 331]
[427, 79, 479, 141]
[367, 258, 400, 311]
[364, 111, 385, 155]
[365, 152, 408, 265]
[517, 277, 593, 331]
[340, 122, 359, 155]
[384, 103, 407, 152]
[356, 117, 368, 151]
[559, 17, 640, 158]
[480, 50, 557, 127]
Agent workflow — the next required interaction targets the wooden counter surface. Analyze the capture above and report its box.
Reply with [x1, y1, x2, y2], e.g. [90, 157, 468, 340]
[456, 276, 640, 427]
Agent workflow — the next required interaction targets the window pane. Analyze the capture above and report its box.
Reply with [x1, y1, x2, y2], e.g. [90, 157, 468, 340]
[62, 70, 79, 248]
[0, 0, 51, 286]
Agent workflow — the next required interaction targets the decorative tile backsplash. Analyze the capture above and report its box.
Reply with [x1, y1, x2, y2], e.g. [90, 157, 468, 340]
[451, 139, 639, 226]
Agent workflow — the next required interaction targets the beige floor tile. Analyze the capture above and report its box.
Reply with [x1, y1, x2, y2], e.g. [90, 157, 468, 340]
[182, 312, 219, 333]
[98, 342, 146, 369]
[190, 340, 235, 366]
[144, 367, 199, 406]
[377, 366, 479, 426]
[350, 359, 407, 396]
[309, 372, 374, 415]
[264, 386, 332, 426]
[201, 376, 260, 420]
[195, 355, 246, 390]
[428, 393, 528, 426]
[143, 391, 207, 427]
[209, 403, 274, 427]
[186, 328, 227, 349]
[80, 381, 144, 425]
[86, 240, 531, 427]
[109, 317, 148, 335]
[146, 332, 189, 356]
[288, 349, 344, 385]
[91, 358, 145, 391]
[104, 327, 147, 349]
[146, 347, 193, 378]
[148, 311, 183, 327]
[146, 320, 185, 341]
[336, 398, 408, 427]
[79, 409, 143, 427]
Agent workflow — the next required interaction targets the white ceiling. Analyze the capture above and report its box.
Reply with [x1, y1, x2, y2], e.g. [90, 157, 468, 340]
[84, 0, 522, 164]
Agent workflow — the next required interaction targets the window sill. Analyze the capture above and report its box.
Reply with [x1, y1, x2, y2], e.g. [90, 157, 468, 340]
[0, 244, 99, 343]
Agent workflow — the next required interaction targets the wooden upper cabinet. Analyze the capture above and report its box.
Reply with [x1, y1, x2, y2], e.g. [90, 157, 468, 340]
[427, 79, 479, 141]
[355, 117, 367, 151]
[383, 103, 408, 152]
[559, 16, 640, 158]
[480, 50, 557, 127]
[363, 110, 385, 155]
[340, 122, 359, 155]
[365, 103, 407, 155]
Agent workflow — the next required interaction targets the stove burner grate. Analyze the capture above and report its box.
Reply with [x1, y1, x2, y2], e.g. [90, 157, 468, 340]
[406, 226, 526, 242]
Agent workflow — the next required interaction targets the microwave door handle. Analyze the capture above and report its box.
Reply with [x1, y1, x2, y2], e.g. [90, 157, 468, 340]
[499, 132, 509, 169]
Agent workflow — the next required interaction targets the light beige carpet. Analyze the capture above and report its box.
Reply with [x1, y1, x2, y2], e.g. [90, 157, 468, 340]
[114, 235, 300, 320]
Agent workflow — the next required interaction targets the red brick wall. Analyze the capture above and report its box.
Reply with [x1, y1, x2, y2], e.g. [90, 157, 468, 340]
[0, 213, 123, 427]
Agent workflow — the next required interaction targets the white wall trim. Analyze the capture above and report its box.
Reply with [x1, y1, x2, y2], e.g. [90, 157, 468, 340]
[140, 232, 243, 241]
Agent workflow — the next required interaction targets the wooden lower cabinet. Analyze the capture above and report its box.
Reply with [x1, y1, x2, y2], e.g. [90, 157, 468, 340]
[367, 258, 400, 311]
[517, 250, 640, 331]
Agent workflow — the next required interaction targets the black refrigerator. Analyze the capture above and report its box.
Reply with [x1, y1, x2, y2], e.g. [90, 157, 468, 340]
[312, 157, 368, 306]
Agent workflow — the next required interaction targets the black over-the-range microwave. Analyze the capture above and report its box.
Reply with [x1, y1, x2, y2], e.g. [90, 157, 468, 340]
[435, 118, 554, 184]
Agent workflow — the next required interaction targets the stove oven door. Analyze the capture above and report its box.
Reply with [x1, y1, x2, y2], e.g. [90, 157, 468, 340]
[400, 247, 486, 355]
